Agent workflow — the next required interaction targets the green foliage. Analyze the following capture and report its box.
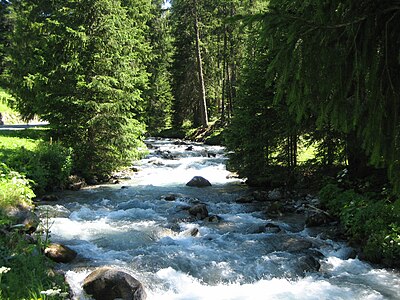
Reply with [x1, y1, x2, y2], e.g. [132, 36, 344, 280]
[72, 117, 146, 179]
[144, 0, 174, 133]
[225, 12, 300, 185]
[260, 0, 400, 191]
[170, 0, 201, 127]
[0, 163, 34, 211]
[0, 0, 9, 75]
[3, 0, 150, 178]
[22, 142, 73, 194]
[0, 230, 68, 300]
[0, 131, 72, 194]
[170, 0, 247, 127]
[319, 183, 400, 266]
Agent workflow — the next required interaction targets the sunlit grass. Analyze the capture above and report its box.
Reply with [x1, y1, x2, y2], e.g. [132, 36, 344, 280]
[297, 142, 317, 163]
[0, 87, 21, 124]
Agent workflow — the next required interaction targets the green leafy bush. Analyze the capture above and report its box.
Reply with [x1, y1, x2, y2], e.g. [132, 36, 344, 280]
[25, 142, 73, 194]
[0, 231, 69, 300]
[0, 163, 34, 211]
[319, 184, 400, 266]
[2, 141, 72, 194]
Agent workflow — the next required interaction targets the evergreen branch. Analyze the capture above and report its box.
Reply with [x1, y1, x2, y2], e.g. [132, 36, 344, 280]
[267, 6, 400, 30]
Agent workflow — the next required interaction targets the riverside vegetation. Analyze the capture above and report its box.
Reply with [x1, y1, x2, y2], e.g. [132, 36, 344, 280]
[0, 123, 71, 298]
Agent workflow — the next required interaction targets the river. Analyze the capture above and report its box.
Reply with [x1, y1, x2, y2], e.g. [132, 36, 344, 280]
[37, 138, 400, 299]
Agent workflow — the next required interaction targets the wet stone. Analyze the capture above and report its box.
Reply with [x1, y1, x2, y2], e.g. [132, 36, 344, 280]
[83, 267, 146, 300]
[44, 243, 77, 263]
[186, 176, 212, 187]
[264, 223, 282, 233]
[204, 215, 222, 223]
[281, 237, 313, 252]
[297, 255, 321, 273]
[188, 204, 209, 219]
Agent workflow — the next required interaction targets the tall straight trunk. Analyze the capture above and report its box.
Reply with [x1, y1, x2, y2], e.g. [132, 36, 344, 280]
[193, 0, 208, 127]
[221, 22, 228, 122]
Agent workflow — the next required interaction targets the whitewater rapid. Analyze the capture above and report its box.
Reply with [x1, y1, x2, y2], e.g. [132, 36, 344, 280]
[37, 138, 400, 299]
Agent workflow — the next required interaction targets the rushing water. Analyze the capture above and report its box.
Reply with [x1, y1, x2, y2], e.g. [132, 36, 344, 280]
[37, 138, 400, 300]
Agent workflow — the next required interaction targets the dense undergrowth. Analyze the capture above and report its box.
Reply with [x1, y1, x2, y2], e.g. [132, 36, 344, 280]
[0, 125, 72, 298]
[319, 178, 400, 267]
[0, 130, 72, 195]
[0, 164, 69, 299]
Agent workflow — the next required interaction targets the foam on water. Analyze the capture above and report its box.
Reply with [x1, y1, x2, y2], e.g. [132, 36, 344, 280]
[42, 138, 400, 299]
[147, 267, 385, 300]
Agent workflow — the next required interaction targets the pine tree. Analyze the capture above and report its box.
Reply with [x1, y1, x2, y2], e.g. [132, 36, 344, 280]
[170, 0, 206, 127]
[259, 0, 400, 188]
[225, 14, 298, 187]
[0, 0, 10, 75]
[3, 0, 149, 178]
[144, 0, 174, 133]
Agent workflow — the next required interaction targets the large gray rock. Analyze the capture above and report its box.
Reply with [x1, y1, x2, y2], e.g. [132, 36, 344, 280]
[188, 204, 209, 219]
[186, 176, 212, 187]
[44, 243, 77, 263]
[83, 267, 146, 300]
[297, 255, 321, 273]
[281, 237, 313, 252]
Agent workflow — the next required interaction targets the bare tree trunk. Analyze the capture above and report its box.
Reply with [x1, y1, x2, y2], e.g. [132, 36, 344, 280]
[193, 0, 208, 127]
[221, 21, 228, 122]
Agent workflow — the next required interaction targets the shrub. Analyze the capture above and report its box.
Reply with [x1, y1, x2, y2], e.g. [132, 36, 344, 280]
[26, 142, 73, 194]
[0, 230, 69, 299]
[3, 141, 73, 194]
[319, 183, 400, 266]
[0, 163, 34, 211]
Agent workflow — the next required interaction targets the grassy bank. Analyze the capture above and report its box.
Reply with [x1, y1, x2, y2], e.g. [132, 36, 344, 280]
[0, 163, 69, 299]
[0, 94, 72, 299]
[0, 129, 72, 195]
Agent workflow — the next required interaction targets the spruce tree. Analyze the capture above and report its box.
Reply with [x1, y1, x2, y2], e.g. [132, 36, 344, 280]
[259, 0, 400, 188]
[144, 0, 174, 133]
[4, 0, 149, 178]
[225, 14, 298, 186]
[0, 0, 10, 75]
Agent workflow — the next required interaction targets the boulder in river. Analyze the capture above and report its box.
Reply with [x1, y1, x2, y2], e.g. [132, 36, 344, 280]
[161, 193, 183, 201]
[181, 227, 200, 237]
[204, 215, 222, 223]
[281, 237, 313, 252]
[44, 243, 77, 263]
[188, 204, 209, 219]
[186, 176, 212, 187]
[297, 255, 321, 273]
[83, 267, 146, 300]
[235, 195, 254, 203]
[264, 223, 282, 234]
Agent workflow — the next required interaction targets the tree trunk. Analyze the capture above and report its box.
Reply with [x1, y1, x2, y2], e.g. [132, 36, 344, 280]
[221, 22, 227, 122]
[193, 0, 208, 127]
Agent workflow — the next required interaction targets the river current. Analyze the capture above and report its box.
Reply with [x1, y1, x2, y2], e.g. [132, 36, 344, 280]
[37, 138, 400, 299]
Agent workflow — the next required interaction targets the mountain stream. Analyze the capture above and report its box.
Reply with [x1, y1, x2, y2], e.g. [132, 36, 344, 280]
[37, 138, 400, 299]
